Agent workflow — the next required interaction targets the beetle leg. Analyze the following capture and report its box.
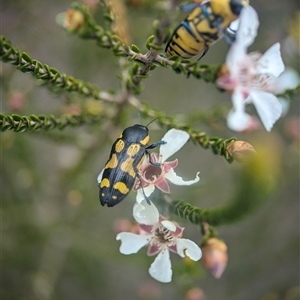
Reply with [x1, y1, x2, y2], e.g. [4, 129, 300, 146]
[135, 169, 152, 205]
[145, 149, 162, 167]
[146, 140, 166, 150]
[144, 140, 166, 166]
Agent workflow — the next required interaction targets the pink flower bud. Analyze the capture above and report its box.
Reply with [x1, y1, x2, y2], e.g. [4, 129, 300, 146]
[201, 238, 228, 279]
[186, 287, 206, 300]
[226, 141, 256, 163]
[57, 9, 85, 31]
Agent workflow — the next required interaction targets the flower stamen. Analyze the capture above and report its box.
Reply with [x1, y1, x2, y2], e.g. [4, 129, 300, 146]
[153, 225, 175, 245]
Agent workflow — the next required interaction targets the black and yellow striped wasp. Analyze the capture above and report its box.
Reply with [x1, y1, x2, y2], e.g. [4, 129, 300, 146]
[97, 123, 165, 207]
[165, 0, 249, 59]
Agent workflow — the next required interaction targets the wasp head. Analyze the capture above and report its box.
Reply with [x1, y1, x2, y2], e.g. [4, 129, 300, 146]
[230, 0, 248, 16]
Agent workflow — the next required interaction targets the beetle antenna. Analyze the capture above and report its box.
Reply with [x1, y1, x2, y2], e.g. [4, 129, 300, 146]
[146, 117, 159, 128]
[138, 112, 143, 124]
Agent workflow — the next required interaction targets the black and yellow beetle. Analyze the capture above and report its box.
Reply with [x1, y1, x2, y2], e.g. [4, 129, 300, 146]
[165, 0, 248, 59]
[97, 124, 165, 207]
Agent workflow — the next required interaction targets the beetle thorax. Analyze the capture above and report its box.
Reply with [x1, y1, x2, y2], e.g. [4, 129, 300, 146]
[122, 125, 149, 145]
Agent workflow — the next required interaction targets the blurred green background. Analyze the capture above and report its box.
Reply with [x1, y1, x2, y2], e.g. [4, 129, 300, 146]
[1, 0, 299, 299]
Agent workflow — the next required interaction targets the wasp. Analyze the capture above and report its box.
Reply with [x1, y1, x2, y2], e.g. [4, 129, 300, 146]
[97, 123, 165, 207]
[165, 0, 248, 59]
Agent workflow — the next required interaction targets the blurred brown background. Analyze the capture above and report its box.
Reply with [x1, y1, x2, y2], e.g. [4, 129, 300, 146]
[1, 0, 299, 299]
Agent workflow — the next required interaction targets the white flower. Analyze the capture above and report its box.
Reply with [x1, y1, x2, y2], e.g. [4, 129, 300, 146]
[116, 200, 202, 283]
[217, 6, 299, 132]
[234, 5, 259, 49]
[134, 129, 200, 203]
[225, 1, 258, 44]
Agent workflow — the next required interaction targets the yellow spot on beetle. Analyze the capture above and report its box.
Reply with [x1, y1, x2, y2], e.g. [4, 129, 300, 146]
[105, 153, 118, 169]
[112, 195, 117, 200]
[120, 158, 135, 178]
[114, 182, 129, 195]
[127, 144, 140, 156]
[115, 140, 125, 153]
[100, 178, 110, 188]
[140, 135, 149, 145]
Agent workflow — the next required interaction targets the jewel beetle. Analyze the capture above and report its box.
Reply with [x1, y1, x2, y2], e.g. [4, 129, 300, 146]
[97, 123, 166, 207]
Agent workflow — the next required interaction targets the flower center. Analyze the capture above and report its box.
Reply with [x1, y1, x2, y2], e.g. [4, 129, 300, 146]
[253, 74, 274, 91]
[142, 164, 163, 183]
[239, 65, 253, 88]
[152, 224, 175, 246]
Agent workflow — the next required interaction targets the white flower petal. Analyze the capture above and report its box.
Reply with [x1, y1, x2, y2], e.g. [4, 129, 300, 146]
[97, 169, 104, 184]
[278, 97, 290, 117]
[273, 69, 300, 93]
[116, 232, 150, 255]
[236, 6, 259, 48]
[227, 0, 250, 36]
[227, 19, 240, 35]
[136, 185, 155, 203]
[232, 89, 246, 112]
[176, 238, 202, 261]
[228, 89, 253, 131]
[226, 42, 247, 75]
[164, 169, 200, 186]
[227, 109, 252, 132]
[161, 220, 176, 232]
[159, 129, 189, 162]
[133, 200, 159, 225]
[255, 43, 284, 77]
[149, 249, 172, 283]
[250, 90, 282, 131]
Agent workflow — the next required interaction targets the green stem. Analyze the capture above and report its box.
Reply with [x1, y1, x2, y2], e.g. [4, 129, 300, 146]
[169, 152, 275, 225]
[276, 84, 300, 99]
[129, 97, 236, 162]
[69, 3, 221, 84]
[0, 112, 103, 132]
[0, 36, 113, 101]
[186, 104, 229, 125]
[68, 3, 300, 94]
[69, 2, 129, 55]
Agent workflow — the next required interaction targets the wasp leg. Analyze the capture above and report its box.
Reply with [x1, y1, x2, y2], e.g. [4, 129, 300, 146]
[180, 3, 200, 12]
[197, 44, 209, 61]
[214, 20, 235, 45]
[223, 29, 236, 45]
[201, 5, 211, 23]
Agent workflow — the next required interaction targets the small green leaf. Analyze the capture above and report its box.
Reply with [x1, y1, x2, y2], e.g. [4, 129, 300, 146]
[131, 63, 139, 74]
[147, 43, 163, 51]
[131, 44, 141, 53]
[103, 13, 114, 23]
[21, 52, 32, 63]
[152, 19, 160, 30]
[134, 61, 146, 67]
[145, 35, 155, 50]
[135, 74, 150, 79]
